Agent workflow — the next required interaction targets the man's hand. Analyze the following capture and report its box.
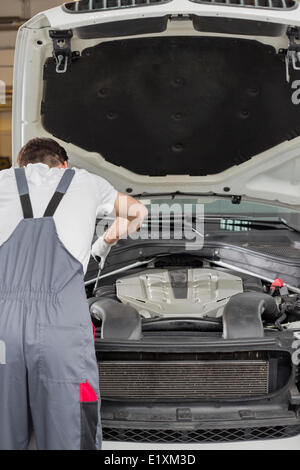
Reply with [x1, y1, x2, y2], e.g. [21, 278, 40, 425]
[92, 193, 148, 270]
[91, 235, 116, 270]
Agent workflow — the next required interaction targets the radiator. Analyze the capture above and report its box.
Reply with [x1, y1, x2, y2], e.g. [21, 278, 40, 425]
[98, 360, 269, 399]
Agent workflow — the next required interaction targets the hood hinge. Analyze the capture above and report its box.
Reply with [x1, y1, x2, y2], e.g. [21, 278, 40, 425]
[49, 29, 79, 74]
[284, 27, 300, 83]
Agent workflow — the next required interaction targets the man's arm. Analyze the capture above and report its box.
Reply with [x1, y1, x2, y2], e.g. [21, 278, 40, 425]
[103, 192, 148, 245]
[91, 192, 148, 268]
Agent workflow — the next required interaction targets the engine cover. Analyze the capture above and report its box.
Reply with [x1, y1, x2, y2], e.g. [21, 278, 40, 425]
[116, 268, 243, 318]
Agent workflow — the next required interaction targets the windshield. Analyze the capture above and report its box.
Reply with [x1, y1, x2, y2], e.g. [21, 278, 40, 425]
[139, 197, 297, 218]
[138, 197, 300, 231]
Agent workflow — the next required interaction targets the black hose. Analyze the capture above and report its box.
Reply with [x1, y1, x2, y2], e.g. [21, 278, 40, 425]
[223, 292, 280, 339]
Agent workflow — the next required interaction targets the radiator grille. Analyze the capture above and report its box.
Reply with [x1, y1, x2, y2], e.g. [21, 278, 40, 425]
[99, 360, 269, 399]
[64, 0, 171, 13]
[103, 425, 300, 443]
[189, 0, 297, 9]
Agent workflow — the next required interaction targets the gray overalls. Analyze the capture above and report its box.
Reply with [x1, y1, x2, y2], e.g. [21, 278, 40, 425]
[0, 168, 102, 450]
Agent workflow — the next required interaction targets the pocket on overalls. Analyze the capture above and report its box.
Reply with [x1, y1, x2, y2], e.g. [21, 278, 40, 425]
[39, 323, 86, 383]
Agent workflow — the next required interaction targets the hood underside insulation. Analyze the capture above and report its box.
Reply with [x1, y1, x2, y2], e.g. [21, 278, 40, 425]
[42, 36, 300, 176]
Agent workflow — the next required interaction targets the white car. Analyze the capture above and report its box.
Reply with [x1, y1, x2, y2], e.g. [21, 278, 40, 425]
[13, 0, 300, 450]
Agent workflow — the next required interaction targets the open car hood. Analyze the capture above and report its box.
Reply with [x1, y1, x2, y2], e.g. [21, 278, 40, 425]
[12, 0, 300, 207]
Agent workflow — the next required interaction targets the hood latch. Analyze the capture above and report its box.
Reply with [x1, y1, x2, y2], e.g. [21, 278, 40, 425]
[285, 27, 300, 83]
[49, 30, 78, 74]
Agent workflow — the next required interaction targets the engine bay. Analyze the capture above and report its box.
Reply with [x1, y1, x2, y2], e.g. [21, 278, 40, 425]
[89, 257, 300, 339]
[86, 246, 300, 438]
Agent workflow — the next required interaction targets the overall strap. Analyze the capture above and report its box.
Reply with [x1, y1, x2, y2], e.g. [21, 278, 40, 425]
[43, 169, 75, 217]
[14, 168, 34, 219]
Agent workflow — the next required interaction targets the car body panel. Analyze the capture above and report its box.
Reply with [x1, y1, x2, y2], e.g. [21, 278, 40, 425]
[12, 1, 300, 207]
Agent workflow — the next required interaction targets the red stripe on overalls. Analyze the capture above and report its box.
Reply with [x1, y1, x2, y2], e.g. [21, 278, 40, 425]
[80, 380, 97, 402]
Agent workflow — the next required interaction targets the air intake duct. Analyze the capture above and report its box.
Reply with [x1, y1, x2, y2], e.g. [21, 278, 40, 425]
[90, 298, 142, 340]
[223, 292, 279, 340]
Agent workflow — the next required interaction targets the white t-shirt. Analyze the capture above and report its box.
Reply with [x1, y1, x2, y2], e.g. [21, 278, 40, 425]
[0, 163, 118, 274]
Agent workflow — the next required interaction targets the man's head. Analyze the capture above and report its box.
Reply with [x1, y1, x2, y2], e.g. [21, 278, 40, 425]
[17, 138, 69, 168]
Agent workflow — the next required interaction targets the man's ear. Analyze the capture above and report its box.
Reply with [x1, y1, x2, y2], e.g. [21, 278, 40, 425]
[63, 161, 68, 168]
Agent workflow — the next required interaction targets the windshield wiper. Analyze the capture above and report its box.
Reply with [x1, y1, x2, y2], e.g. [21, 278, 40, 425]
[278, 217, 300, 233]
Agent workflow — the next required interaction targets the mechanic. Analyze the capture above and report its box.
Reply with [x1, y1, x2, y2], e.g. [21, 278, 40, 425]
[0, 137, 148, 450]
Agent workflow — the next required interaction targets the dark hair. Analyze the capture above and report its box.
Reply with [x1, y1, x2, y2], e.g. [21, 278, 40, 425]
[17, 138, 69, 168]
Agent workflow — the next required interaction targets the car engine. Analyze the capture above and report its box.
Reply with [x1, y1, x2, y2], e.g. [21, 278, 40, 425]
[116, 268, 244, 319]
[90, 261, 300, 340]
